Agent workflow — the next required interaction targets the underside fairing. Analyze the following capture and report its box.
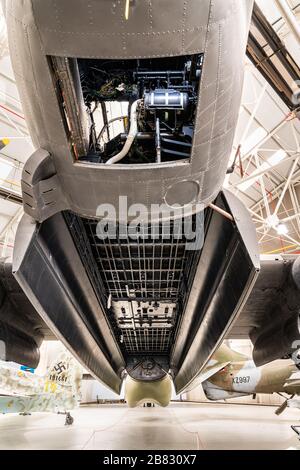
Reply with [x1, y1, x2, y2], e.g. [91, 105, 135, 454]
[12, 212, 125, 394]
[125, 375, 172, 408]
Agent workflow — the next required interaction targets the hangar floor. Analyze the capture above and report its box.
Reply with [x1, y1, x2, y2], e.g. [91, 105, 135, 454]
[0, 403, 299, 450]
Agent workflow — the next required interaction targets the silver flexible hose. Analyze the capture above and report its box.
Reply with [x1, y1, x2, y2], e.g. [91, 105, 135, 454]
[105, 99, 141, 164]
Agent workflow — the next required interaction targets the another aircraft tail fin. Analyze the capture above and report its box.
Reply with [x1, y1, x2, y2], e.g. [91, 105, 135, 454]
[184, 343, 249, 393]
[185, 360, 231, 393]
[211, 343, 249, 364]
[45, 350, 82, 397]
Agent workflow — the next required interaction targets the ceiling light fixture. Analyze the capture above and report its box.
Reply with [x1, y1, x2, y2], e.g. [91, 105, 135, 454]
[276, 223, 289, 235]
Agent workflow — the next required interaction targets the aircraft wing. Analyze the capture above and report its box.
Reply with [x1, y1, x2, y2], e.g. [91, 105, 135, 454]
[0, 392, 77, 414]
[0, 259, 55, 368]
[226, 255, 300, 365]
[284, 371, 300, 389]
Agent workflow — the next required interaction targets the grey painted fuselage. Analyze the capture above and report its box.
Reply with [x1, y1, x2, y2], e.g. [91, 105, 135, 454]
[2, 1, 258, 396]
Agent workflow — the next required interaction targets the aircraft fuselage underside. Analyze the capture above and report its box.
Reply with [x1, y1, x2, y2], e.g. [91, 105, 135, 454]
[3, 0, 258, 395]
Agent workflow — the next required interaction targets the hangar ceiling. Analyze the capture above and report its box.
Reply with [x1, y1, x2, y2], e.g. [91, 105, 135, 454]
[0, 1, 299, 258]
[227, 0, 300, 256]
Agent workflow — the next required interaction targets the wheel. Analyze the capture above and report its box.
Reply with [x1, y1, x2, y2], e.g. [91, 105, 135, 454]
[65, 413, 74, 426]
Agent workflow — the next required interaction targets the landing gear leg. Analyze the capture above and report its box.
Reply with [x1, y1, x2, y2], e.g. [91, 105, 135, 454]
[58, 410, 74, 425]
[291, 425, 300, 439]
[275, 393, 295, 415]
[65, 412, 74, 426]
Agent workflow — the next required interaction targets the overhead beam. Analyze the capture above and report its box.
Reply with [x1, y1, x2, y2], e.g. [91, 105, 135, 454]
[273, 157, 300, 216]
[274, 0, 300, 43]
[0, 186, 22, 205]
[248, 3, 300, 111]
